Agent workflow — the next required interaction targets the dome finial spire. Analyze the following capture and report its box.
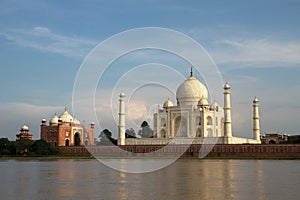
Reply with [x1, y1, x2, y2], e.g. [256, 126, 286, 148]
[190, 66, 193, 77]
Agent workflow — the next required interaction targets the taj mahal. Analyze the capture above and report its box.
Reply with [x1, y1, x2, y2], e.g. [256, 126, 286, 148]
[117, 69, 261, 145]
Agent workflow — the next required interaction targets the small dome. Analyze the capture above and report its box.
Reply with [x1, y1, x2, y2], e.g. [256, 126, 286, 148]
[59, 109, 73, 123]
[21, 125, 29, 131]
[50, 114, 59, 125]
[224, 82, 230, 90]
[176, 76, 208, 106]
[120, 91, 125, 97]
[253, 97, 259, 103]
[198, 99, 208, 107]
[163, 99, 174, 108]
[210, 102, 219, 110]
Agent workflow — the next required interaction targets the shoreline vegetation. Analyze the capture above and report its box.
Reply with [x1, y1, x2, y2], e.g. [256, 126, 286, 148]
[1, 155, 300, 160]
[2, 138, 300, 160]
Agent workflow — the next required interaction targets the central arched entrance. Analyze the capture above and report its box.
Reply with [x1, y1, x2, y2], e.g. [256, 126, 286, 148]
[174, 116, 187, 137]
[74, 132, 81, 146]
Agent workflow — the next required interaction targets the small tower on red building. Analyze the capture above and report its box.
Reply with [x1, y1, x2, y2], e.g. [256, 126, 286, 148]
[16, 125, 33, 141]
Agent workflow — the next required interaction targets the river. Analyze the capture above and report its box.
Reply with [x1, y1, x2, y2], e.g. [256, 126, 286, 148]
[0, 159, 299, 200]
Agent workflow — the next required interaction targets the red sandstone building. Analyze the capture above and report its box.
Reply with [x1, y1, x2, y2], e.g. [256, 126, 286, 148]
[261, 133, 288, 144]
[16, 125, 33, 141]
[40, 109, 95, 146]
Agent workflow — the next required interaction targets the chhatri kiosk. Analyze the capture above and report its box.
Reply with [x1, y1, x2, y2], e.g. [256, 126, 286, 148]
[118, 69, 261, 145]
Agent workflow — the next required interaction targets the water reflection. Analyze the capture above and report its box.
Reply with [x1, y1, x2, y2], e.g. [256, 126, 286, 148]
[0, 159, 299, 199]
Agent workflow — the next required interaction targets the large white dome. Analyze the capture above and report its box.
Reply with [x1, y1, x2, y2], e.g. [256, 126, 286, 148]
[176, 76, 208, 106]
[59, 110, 74, 123]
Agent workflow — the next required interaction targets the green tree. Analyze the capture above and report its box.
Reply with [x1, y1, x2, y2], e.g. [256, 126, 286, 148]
[15, 139, 33, 155]
[287, 135, 300, 144]
[138, 121, 154, 138]
[125, 128, 136, 138]
[0, 138, 11, 155]
[30, 140, 52, 155]
[8, 141, 17, 155]
[97, 129, 117, 145]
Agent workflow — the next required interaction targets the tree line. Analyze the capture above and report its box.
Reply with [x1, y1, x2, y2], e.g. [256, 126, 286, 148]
[0, 138, 59, 156]
[97, 121, 154, 145]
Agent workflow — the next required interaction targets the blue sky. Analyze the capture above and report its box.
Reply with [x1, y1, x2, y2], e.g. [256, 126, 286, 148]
[0, 0, 300, 140]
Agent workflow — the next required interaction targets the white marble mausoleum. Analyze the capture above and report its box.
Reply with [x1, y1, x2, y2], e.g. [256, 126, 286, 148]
[117, 69, 261, 145]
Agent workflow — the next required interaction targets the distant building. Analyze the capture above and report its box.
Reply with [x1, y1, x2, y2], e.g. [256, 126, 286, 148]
[118, 69, 262, 145]
[40, 108, 95, 146]
[261, 133, 288, 144]
[16, 125, 33, 141]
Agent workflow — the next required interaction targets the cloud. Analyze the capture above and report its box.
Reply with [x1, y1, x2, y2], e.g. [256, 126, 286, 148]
[210, 38, 300, 68]
[185, 27, 300, 69]
[0, 102, 65, 140]
[0, 26, 97, 58]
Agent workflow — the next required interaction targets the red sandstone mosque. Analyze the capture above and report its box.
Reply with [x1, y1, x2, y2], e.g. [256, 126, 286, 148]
[40, 109, 95, 146]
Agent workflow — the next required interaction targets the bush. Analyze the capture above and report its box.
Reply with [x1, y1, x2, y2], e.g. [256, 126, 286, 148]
[0, 138, 60, 156]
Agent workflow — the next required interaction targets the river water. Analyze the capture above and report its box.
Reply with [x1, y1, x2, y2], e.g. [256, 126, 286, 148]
[0, 159, 299, 200]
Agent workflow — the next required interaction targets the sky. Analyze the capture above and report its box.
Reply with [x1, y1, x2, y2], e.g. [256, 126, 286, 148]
[0, 0, 300, 140]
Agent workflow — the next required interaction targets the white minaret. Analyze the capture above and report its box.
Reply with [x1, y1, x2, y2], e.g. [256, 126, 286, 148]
[223, 83, 232, 137]
[253, 97, 260, 141]
[118, 91, 126, 145]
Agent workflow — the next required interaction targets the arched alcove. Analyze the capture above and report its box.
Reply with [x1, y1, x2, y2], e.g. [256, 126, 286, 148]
[74, 132, 81, 146]
[207, 116, 213, 125]
[174, 116, 187, 137]
[65, 139, 69, 146]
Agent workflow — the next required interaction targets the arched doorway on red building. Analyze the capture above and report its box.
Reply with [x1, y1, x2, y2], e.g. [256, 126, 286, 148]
[74, 132, 81, 146]
[65, 139, 69, 146]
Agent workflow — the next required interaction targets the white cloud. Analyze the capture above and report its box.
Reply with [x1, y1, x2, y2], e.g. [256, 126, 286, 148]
[0, 102, 64, 140]
[210, 38, 300, 68]
[185, 27, 300, 69]
[0, 26, 97, 58]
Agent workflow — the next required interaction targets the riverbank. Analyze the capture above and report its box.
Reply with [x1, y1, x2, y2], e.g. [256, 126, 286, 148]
[1, 154, 300, 160]
[2, 143, 300, 160]
[59, 143, 300, 158]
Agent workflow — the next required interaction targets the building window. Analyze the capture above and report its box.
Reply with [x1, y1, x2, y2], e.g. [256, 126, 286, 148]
[207, 116, 213, 125]
[216, 117, 218, 126]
